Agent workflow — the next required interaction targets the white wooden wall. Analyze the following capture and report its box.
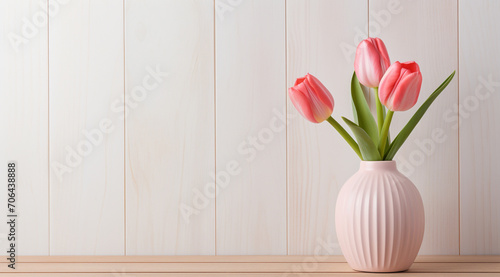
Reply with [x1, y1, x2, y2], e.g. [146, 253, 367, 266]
[459, 0, 500, 255]
[0, 0, 498, 255]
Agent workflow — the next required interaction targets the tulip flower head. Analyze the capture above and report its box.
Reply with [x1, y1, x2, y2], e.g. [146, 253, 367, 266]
[287, 37, 455, 161]
[289, 73, 334, 123]
[378, 61, 423, 111]
[354, 37, 391, 88]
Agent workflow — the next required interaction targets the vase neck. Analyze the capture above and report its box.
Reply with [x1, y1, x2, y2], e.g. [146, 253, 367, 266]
[360, 161, 397, 171]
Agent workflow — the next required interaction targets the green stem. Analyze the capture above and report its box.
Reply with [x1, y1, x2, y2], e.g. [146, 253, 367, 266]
[378, 110, 394, 157]
[326, 116, 363, 159]
[374, 87, 384, 135]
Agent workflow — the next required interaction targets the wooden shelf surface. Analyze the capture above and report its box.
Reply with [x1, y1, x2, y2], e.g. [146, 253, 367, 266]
[0, 255, 498, 276]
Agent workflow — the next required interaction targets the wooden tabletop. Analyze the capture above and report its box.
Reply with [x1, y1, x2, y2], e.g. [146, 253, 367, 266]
[1, 255, 499, 276]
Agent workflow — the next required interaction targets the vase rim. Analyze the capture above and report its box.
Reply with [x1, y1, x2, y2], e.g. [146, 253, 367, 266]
[360, 160, 397, 170]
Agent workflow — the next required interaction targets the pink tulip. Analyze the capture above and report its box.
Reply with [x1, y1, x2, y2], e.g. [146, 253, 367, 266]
[378, 61, 423, 111]
[354, 37, 391, 88]
[289, 73, 334, 123]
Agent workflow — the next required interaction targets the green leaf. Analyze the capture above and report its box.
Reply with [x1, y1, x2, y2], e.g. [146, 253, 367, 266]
[383, 106, 391, 149]
[351, 100, 358, 124]
[384, 71, 456, 160]
[351, 72, 379, 145]
[343, 117, 382, 161]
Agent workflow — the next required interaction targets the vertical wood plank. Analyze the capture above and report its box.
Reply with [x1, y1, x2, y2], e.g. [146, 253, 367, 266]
[370, 0, 459, 254]
[125, 0, 215, 255]
[49, 0, 124, 254]
[459, 0, 500, 255]
[0, 0, 49, 255]
[216, 0, 287, 254]
[286, 0, 368, 255]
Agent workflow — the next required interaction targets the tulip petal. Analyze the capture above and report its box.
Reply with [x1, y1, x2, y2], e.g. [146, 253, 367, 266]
[401, 61, 420, 72]
[302, 81, 333, 122]
[373, 38, 391, 71]
[306, 74, 334, 111]
[289, 87, 319, 123]
[378, 61, 423, 111]
[294, 77, 306, 86]
[354, 38, 391, 88]
[391, 72, 422, 111]
[378, 61, 402, 109]
[288, 73, 335, 123]
[354, 40, 381, 88]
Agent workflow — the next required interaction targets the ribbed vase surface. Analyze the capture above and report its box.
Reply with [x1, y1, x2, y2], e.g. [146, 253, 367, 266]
[335, 161, 425, 272]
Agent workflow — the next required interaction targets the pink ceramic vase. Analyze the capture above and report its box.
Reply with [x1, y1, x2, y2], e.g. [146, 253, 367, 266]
[335, 161, 425, 272]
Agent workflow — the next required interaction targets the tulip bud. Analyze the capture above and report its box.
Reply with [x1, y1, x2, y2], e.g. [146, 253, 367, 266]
[378, 61, 423, 111]
[289, 73, 334, 123]
[354, 37, 391, 88]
